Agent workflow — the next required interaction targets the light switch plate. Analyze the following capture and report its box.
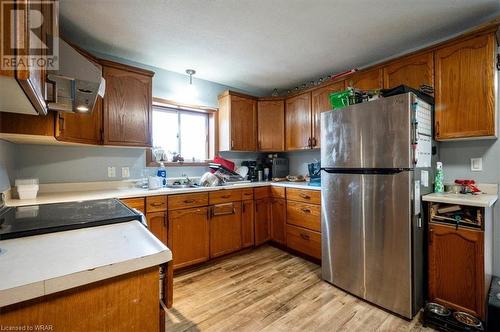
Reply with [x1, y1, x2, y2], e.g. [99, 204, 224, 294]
[121, 167, 130, 178]
[107, 166, 116, 178]
[471, 158, 483, 172]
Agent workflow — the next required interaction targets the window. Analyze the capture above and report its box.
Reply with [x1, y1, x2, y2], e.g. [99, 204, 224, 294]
[152, 106, 209, 162]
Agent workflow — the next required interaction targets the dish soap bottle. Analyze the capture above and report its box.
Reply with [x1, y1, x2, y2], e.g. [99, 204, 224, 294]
[157, 162, 167, 187]
[434, 162, 444, 193]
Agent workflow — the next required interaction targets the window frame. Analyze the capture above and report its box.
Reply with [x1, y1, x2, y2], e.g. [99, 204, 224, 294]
[147, 98, 218, 166]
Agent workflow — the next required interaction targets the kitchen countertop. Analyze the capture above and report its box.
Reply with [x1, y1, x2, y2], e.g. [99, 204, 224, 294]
[422, 192, 498, 208]
[0, 220, 172, 307]
[5, 181, 321, 207]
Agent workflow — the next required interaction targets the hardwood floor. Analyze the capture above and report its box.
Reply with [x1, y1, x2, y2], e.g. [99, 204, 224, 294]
[166, 245, 433, 332]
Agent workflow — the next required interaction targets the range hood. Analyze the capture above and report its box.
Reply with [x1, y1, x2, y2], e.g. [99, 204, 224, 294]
[46, 39, 105, 113]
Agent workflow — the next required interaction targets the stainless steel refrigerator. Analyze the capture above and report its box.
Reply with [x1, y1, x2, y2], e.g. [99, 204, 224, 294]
[320, 93, 434, 319]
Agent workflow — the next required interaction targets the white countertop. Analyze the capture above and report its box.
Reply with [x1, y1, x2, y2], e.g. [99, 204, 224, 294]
[5, 181, 320, 207]
[0, 221, 172, 307]
[422, 192, 498, 208]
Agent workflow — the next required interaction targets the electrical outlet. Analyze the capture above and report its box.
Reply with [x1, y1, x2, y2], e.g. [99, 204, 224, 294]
[121, 167, 130, 178]
[471, 158, 483, 172]
[107, 166, 116, 178]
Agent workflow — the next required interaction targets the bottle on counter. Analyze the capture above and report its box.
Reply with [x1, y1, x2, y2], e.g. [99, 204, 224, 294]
[434, 162, 444, 193]
[157, 162, 167, 187]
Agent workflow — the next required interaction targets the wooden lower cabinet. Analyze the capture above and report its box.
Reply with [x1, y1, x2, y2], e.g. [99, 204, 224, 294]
[286, 201, 321, 232]
[254, 198, 271, 245]
[270, 198, 286, 244]
[241, 199, 255, 248]
[120, 197, 145, 214]
[210, 202, 242, 258]
[168, 207, 210, 270]
[146, 212, 167, 245]
[286, 224, 321, 260]
[428, 223, 486, 319]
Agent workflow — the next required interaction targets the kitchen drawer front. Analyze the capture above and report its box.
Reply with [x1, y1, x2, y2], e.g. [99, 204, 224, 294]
[120, 197, 145, 214]
[254, 187, 271, 200]
[286, 201, 321, 232]
[168, 193, 209, 210]
[146, 195, 167, 212]
[286, 224, 321, 259]
[286, 188, 321, 205]
[209, 189, 242, 204]
[271, 186, 285, 199]
[241, 188, 254, 200]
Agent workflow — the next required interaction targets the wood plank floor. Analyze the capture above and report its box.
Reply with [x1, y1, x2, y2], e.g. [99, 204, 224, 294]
[165, 245, 433, 332]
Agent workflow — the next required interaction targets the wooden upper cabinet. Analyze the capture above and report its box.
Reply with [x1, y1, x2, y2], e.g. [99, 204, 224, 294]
[383, 52, 434, 90]
[55, 97, 103, 144]
[218, 91, 257, 151]
[102, 61, 154, 147]
[434, 33, 497, 140]
[311, 81, 344, 148]
[285, 92, 312, 151]
[345, 68, 383, 90]
[257, 98, 284, 151]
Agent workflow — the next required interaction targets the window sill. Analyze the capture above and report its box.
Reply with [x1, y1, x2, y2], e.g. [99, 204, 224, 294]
[147, 161, 212, 167]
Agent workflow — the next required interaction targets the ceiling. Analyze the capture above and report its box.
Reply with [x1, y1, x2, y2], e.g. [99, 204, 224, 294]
[60, 0, 500, 95]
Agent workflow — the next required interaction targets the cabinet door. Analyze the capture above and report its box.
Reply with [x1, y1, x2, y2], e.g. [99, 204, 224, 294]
[254, 198, 271, 245]
[345, 68, 383, 90]
[285, 92, 312, 150]
[383, 52, 434, 91]
[146, 211, 167, 245]
[102, 65, 152, 147]
[270, 198, 286, 245]
[169, 207, 210, 269]
[55, 97, 103, 144]
[231, 95, 257, 151]
[241, 200, 255, 248]
[257, 99, 284, 151]
[311, 81, 344, 148]
[428, 223, 485, 319]
[210, 203, 242, 258]
[434, 33, 496, 140]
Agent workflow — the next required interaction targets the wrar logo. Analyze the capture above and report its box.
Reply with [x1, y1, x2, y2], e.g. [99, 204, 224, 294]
[0, 0, 59, 71]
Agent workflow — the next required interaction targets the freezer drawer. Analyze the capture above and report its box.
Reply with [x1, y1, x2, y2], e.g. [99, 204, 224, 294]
[321, 170, 415, 318]
[320, 93, 414, 169]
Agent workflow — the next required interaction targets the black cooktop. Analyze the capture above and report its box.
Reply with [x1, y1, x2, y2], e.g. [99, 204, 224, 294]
[0, 199, 142, 240]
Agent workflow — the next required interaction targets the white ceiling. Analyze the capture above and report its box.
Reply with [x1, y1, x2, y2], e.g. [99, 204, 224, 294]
[60, 0, 500, 95]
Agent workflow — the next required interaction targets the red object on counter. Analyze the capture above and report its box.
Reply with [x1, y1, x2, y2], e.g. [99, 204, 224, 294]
[211, 156, 235, 173]
[455, 179, 481, 193]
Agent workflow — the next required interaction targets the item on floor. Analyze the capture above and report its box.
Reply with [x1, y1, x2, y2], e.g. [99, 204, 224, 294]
[156, 162, 167, 187]
[321, 93, 435, 319]
[423, 302, 484, 331]
[380, 84, 434, 105]
[308, 161, 321, 187]
[148, 176, 163, 190]
[286, 175, 305, 182]
[487, 276, 500, 331]
[200, 172, 219, 187]
[212, 156, 235, 172]
[271, 157, 289, 179]
[455, 179, 482, 194]
[15, 178, 39, 200]
[434, 162, 444, 193]
[0, 199, 143, 240]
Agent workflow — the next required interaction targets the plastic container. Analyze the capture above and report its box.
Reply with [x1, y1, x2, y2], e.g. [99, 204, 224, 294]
[156, 163, 167, 187]
[15, 178, 39, 199]
[329, 89, 352, 110]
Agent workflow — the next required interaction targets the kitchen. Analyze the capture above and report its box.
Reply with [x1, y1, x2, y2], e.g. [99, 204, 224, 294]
[1, 1, 500, 331]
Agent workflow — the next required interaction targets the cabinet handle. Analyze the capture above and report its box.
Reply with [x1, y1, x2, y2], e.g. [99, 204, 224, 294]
[312, 137, 317, 147]
[183, 199, 194, 204]
[300, 233, 310, 241]
[151, 202, 164, 207]
[231, 140, 234, 149]
[299, 193, 311, 199]
[242, 203, 245, 213]
[59, 114, 65, 131]
[429, 228, 433, 245]
[435, 121, 440, 138]
[307, 137, 312, 148]
[301, 208, 311, 214]
[221, 195, 231, 199]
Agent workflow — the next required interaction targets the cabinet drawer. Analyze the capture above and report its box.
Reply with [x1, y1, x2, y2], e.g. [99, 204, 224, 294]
[209, 189, 242, 204]
[146, 195, 167, 212]
[254, 187, 271, 199]
[241, 188, 254, 200]
[286, 188, 321, 204]
[120, 197, 145, 213]
[271, 186, 285, 199]
[168, 193, 208, 210]
[286, 225, 321, 259]
[286, 201, 321, 232]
